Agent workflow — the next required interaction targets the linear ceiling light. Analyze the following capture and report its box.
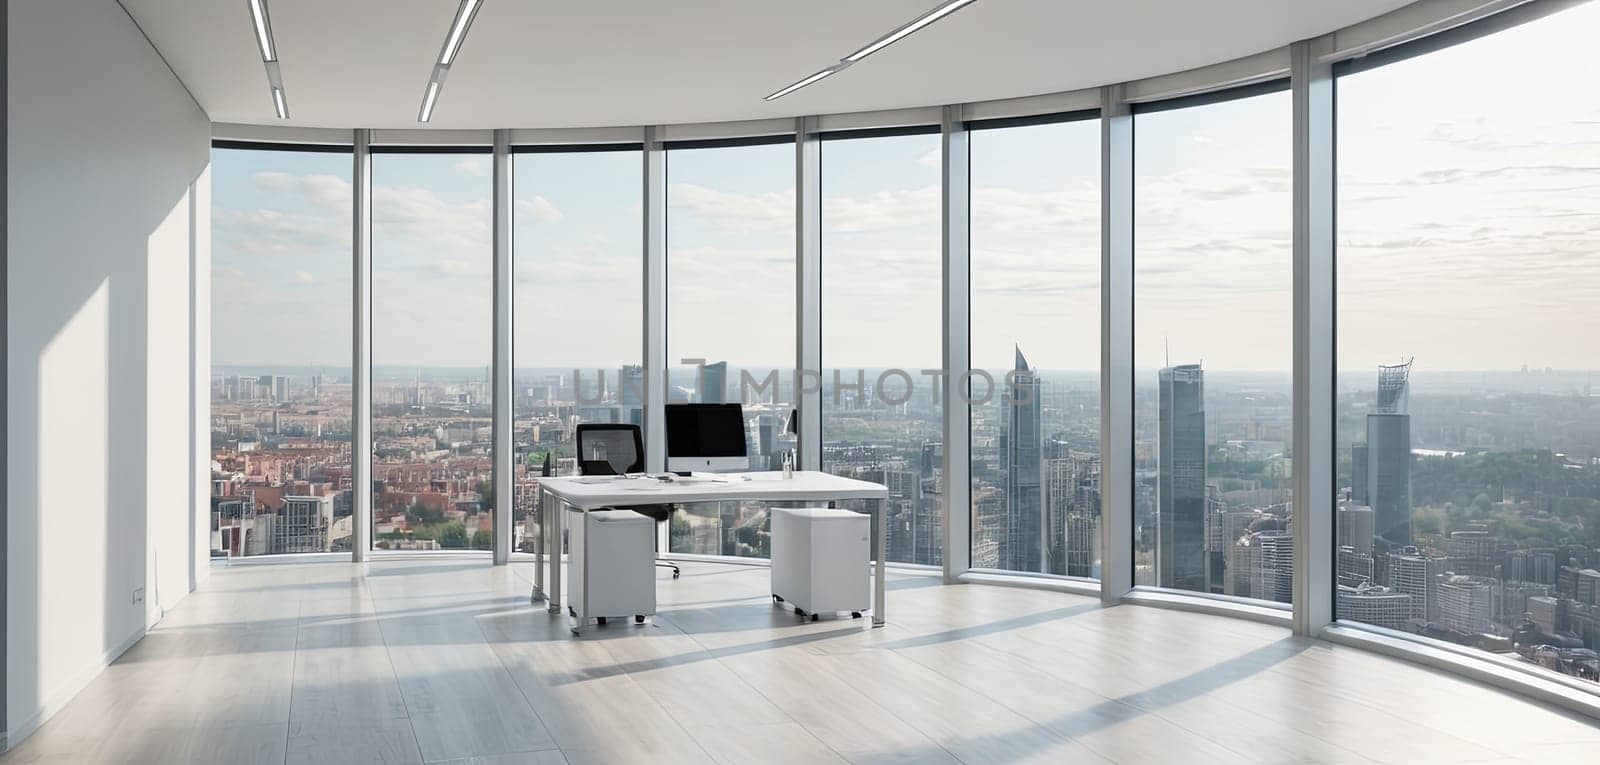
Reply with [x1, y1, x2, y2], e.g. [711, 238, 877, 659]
[418, 0, 484, 123]
[248, 0, 275, 60]
[844, 0, 976, 63]
[764, 0, 978, 101]
[765, 66, 844, 102]
[438, 0, 483, 65]
[247, 0, 288, 119]
[418, 80, 442, 123]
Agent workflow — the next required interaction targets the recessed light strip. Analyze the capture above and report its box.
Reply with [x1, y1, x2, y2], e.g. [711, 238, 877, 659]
[418, 0, 484, 123]
[437, 0, 483, 66]
[843, 0, 977, 63]
[248, 0, 275, 61]
[764, 66, 843, 102]
[418, 79, 442, 123]
[763, 0, 979, 101]
[247, 0, 288, 119]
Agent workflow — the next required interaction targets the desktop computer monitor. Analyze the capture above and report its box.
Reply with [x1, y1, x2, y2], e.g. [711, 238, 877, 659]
[665, 403, 749, 473]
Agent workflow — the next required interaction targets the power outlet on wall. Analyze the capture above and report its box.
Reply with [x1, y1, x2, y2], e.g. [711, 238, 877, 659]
[132, 587, 145, 605]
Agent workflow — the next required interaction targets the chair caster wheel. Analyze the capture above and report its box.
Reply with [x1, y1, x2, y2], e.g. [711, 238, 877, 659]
[773, 594, 784, 603]
[672, 570, 681, 579]
[810, 614, 820, 622]
[597, 616, 608, 626]
[852, 611, 863, 619]
[568, 606, 576, 618]
[794, 606, 804, 616]
[635, 614, 646, 624]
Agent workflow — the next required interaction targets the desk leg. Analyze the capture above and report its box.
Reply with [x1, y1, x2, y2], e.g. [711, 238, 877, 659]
[548, 494, 564, 615]
[874, 497, 886, 627]
[531, 488, 546, 603]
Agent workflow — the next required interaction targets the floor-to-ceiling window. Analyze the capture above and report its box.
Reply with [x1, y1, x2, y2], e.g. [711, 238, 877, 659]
[819, 129, 944, 567]
[1336, 2, 1600, 686]
[370, 149, 494, 551]
[666, 138, 796, 558]
[969, 116, 1103, 578]
[1133, 88, 1294, 602]
[511, 146, 643, 554]
[210, 145, 354, 557]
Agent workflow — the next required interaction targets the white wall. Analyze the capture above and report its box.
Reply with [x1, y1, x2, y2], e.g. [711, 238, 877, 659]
[6, 0, 211, 744]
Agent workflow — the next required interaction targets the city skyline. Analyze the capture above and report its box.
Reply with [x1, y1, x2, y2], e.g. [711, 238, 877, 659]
[208, 1, 1600, 690]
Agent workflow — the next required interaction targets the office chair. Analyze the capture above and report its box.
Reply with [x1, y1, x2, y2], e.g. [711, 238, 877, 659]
[573, 423, 681, 579]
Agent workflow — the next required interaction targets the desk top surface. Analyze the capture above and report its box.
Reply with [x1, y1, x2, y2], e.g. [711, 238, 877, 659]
[538, 470, 889, 508]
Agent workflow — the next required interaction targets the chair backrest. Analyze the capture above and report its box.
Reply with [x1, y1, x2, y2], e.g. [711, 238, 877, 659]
[573, 423, 645, 475]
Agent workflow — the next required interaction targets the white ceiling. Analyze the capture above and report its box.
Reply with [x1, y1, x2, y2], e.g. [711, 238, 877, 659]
[124, 0, 1416, 130]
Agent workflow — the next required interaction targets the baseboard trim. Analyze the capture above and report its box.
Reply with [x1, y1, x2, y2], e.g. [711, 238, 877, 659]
[2, 626, 147, 751]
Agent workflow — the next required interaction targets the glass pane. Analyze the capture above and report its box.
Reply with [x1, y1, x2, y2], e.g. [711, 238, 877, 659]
[821, 132, 943, 566]
[371, 152, 494, 551]
[513, 149, 643, 554]
[210, 147, 353, 557]
[666, 141, 796, 558]
[1336, 3, 1600, 686]
[1134, 91, 1294, 602]
[970, 119, 1103, 578]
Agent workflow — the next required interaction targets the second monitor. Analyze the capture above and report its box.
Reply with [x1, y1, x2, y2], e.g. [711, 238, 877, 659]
[665, 403, 749, 473]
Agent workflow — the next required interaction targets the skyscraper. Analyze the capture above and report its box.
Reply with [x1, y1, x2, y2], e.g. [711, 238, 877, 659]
[1001, 347, 1043, 572]
[701, 361, 728, 404]
[620, 364, 645, 425]
[1364, 360, 1414, 549]
[1158, 363, 1207, 591]
[1387, 546, 1444, 621]
[1337, 504, 1376, 555]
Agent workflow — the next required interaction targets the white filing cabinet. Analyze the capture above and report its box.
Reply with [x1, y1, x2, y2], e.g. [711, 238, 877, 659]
[770, 507, 870, 620]
[566, 508, 656, 631]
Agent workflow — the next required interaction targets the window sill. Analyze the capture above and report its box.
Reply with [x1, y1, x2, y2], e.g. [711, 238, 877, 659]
[959, 569, 1102, 598]
[1120, 587, 1293, 627]
[1321, 621, 1600, 722]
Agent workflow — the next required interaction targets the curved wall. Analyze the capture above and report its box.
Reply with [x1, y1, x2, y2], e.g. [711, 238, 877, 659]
[202, 0, 1600, 720]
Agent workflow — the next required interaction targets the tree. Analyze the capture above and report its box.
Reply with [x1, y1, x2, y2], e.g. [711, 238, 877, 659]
[471, 529, 492, 549]
[476, 482, 493, 508]
[407, 500, 444, 526]
[439, 521, 469, 548]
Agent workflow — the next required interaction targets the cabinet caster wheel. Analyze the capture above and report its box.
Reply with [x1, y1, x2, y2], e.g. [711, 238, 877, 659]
[635, 614, 646, 624]
[810, 614, 820, 622]
[597, 616, 608, 625]
[852, 611, 863, 619]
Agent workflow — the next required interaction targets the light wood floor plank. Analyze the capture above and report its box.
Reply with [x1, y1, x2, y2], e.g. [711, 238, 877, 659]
[5, 558, 1597, 765]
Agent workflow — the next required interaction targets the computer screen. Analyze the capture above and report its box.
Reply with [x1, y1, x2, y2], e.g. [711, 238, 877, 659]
[665, 404, 748, 458]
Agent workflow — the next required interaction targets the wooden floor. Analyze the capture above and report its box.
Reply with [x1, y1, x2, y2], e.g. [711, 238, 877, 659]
[4, 559, 1598, 765]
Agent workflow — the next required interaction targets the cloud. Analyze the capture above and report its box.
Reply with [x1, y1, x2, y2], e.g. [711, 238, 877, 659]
[668, 183, 793, 233]
[292, 271, 316, 285]
[425, 258, 488, 278]
[916, 147, 940, 168]
[213, 208, 349, 256]
[516, 195, 563, 224]
[251, 171, 351, 210]
[453, 158, 489, 177]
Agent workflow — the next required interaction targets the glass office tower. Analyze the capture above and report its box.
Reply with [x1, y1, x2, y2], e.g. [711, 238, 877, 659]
[1157, 363, 1208, 591]
[999, 347, 1043, 572]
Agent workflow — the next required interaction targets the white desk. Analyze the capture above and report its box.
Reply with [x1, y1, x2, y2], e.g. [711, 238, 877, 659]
[531, 471, 892, 628]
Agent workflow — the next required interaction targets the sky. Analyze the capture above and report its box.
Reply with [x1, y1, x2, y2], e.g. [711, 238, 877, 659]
[211, 2, 1600, 376]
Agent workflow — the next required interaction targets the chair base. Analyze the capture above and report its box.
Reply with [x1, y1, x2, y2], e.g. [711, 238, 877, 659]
[656, 560, 681, 579]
